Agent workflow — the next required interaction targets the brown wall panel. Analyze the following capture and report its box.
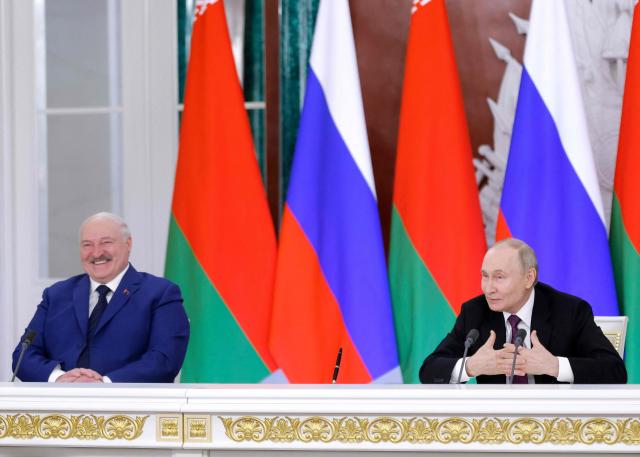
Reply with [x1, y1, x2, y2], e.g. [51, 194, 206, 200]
[447, 0, 530, 165]
[351, 0, 412, 251]
[350, 0, 531, 251]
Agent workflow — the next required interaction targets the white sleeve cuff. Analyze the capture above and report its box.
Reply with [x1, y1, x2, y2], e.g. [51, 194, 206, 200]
[102, 376, 112, 383]
[450, 358, 471, 383]
[556, 357, 574, 383]
[48, 365, 65, 382]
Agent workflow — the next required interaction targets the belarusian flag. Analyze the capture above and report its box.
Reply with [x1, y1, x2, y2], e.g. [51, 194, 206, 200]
[610, 3, 640, 383]
[389, 0, 486, 383]
[165, 0, 277, 382]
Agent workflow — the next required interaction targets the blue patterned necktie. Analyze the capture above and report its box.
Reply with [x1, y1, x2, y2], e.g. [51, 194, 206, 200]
[508, 314, 528, 384]
[77, 285, 110, 368]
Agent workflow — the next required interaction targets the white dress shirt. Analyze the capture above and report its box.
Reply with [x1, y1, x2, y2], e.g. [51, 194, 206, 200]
[451, 288, 574, 383]
[48, 264, 130, 383]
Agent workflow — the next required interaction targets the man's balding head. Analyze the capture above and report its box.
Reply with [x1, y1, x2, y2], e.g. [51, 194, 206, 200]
[481, 238, 537, 314]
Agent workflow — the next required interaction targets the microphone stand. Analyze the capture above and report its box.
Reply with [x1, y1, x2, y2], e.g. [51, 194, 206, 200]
[507, 330, 526, 385]
[331, 347, 343, 384]
[456, 329, 478, 384]
[11, 330, 37, 382]
[457, 340, 472, 384]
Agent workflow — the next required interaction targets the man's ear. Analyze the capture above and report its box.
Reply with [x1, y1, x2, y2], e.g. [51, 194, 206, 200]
[525, 267, 536, 288]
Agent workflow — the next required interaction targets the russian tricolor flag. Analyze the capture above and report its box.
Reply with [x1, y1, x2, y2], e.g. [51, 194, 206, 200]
[497, 0, 618, 315]
[269, 0, 400, 383]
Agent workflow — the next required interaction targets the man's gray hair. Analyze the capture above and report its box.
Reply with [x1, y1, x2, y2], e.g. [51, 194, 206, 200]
[492, 237, 538, 284]
[79, 212, 131, 240]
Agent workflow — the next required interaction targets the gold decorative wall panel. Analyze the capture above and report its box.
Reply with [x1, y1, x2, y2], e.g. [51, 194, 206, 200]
[0, 414, 148, 441]
[184, 414, 211, 443]
[157, 414, 182, 442]
[219, 415, 640, 446]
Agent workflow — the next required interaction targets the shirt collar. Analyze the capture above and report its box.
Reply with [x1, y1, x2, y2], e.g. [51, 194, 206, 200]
[90, 263, 130, 294]
[503, 287, 535, 328]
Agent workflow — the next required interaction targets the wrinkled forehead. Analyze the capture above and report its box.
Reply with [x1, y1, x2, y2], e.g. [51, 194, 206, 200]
[482, 245, 520, 273]
[80, 218, 124, 241]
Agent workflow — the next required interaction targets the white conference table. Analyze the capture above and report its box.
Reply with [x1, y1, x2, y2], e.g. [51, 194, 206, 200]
[0, 383, 638, 456]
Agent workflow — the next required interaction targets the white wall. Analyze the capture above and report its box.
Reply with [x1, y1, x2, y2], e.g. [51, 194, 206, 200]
[0, 0, 179, 381]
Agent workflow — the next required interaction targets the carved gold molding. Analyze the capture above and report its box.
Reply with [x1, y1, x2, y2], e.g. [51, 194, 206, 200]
[184, 414, 211, 443]
[0, 414, 148, 441]
[220, 416, 640, 446]
[156, 414, 182, 442]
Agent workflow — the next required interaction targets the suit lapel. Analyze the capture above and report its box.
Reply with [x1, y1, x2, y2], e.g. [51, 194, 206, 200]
[485, 307, 506, 349]
[73, 276, 91, 338]
[94, 265, 141, 335]
[531, 286, 552, 348]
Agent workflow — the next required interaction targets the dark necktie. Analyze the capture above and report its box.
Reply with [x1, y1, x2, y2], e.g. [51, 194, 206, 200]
[77, 285, 110, 368]
[507, 314, 528, 384]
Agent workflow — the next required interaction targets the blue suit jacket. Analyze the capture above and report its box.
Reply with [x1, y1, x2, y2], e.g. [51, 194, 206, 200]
[12, 265, 190, 382]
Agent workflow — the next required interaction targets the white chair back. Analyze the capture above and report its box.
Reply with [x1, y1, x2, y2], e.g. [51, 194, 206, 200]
[594, 316, 628, 358]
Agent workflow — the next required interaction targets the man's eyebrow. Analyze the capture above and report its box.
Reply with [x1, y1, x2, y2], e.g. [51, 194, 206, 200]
[81, 236, 116, 243]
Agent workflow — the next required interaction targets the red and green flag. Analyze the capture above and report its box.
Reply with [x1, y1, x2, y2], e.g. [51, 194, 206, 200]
[165, 0, 277, 382]
[389, 0, 487, 383]
[610, 3, 640, 383]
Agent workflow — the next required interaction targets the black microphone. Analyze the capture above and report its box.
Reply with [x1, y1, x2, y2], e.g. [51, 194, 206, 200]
[331, 347, 343, 384]
[507, 328, 527, 384]
[456, 329, 479, 384]
[11, 329, 37, 382]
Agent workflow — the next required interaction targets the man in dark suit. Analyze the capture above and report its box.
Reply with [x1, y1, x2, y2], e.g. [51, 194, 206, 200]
[12, 212, 190, 383]
[420, 238, 626, 384]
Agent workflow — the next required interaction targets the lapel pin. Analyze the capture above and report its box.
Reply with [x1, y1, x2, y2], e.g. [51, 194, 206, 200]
[123, 288, 130, 296]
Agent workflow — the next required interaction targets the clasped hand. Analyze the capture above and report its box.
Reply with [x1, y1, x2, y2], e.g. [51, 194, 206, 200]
[465, 330, 559, 378]
[56, 368, 104, 383]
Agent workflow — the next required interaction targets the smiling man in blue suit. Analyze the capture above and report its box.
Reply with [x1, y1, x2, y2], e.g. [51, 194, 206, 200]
[12, 212, 190, 383]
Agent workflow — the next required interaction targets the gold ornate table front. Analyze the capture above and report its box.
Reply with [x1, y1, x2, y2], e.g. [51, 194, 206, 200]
[0, 384, 638, 455]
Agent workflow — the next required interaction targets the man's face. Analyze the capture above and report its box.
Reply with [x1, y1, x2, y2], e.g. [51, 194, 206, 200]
[80, 217, 131, 283]
[481, 245, 535, 314]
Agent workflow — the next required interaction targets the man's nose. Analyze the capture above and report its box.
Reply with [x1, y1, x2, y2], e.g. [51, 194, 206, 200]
[484, 279, 496, 293]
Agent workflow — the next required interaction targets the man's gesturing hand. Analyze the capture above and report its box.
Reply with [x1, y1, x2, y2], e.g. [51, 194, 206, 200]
[519, 330, 559, 377]
[465, 331, 512, 377]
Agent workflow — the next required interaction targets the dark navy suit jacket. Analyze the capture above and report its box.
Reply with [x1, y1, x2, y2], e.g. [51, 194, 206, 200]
[12, 265, 190, 382]
[419, 282, 627, 384]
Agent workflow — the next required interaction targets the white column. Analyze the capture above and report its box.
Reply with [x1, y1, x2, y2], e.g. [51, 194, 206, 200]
[121, 0, 178, 276]
[0, 0, 16, 382]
